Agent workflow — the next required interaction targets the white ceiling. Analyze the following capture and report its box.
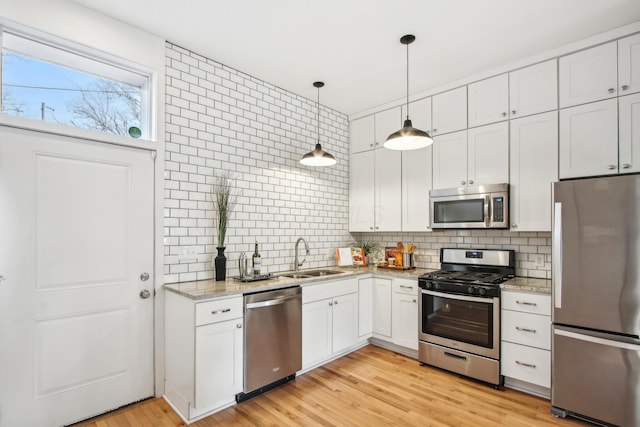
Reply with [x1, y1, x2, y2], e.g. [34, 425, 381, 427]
[73, 0, 640, 116]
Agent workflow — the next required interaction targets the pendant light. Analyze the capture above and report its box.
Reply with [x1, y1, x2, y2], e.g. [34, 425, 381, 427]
[300, 81, 337, 166]
[384, 34, 433, 150]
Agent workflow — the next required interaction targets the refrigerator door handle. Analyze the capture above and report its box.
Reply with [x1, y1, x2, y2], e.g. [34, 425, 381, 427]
[555, 328, 640, 350]
[553, 202, 562, 309]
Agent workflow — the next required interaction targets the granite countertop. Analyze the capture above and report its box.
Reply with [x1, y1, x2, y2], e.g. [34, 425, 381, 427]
[501, 277, 551, 294]
[164, 266, 552, 300]
[164, 266, 433, 300]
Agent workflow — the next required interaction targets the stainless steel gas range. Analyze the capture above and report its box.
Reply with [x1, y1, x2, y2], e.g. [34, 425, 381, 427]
[418, 248, 515, 386]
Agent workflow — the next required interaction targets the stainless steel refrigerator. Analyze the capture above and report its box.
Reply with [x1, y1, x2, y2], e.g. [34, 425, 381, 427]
[552, 175, 640, 426]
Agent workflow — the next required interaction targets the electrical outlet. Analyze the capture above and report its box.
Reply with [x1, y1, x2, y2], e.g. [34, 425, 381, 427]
[179, 246, 198, 261]
[534, 254, 545, 267]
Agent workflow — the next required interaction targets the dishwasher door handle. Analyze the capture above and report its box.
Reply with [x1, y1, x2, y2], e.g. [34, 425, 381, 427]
[246, 295, 300, 309]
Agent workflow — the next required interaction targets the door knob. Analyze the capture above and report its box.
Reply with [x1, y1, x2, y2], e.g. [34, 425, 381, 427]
[139, 289, 151, 299]
[140, 272, 150, 281]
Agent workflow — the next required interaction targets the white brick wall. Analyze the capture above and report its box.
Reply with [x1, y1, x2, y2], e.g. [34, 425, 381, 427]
[351, 230, 552, 279]
[164, 42, 351, 283]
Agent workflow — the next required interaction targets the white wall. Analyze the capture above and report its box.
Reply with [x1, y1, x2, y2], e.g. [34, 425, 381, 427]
[164, 42, 351, 283]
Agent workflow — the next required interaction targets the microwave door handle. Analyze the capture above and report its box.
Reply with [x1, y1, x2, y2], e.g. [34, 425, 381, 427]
[484, 195, 490, 227]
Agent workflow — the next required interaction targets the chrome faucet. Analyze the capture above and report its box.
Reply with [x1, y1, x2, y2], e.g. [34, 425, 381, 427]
[294, 237, 310, 272]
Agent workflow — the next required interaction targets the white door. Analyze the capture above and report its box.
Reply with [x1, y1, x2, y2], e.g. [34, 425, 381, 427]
[432, 86, 467, 136]
[372, 278, 392, 339]
[349, 150, 375, 232]
[619, 93, 640, 174]
[374, 106, 402, 146]
[432, 130, 467, 189]
[467, 121, 509, 186]
[468, 73, 509, 127]
[509, 59, 558, 118]
[331, 293, 358, 354]
[402, 146, 432, 232]
[618, 33, 640, 96]
[374, 147, 401, 231]
[301, 298, 332, 368]
[350, 115, 375, 154]
[0, 127, 155, 427]
[392, 293, 418, 350]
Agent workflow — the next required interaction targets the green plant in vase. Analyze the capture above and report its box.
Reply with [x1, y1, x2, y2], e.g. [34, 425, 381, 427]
[352, 240, 380, 265]
[212, 172, 238, 281]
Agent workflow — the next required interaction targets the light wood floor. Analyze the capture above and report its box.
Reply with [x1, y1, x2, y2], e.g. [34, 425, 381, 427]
[76, 345, 588, 426]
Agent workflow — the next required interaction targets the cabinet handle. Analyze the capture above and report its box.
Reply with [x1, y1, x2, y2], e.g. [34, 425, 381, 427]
[369, 227, 374, 230]
[502, 112, 507, 117]
[212, 308, 231, 315]
[433, 128, 438, 133]
[413, 299, 417, 303]
[621, 85, 629, 91]
[516, 326, 537, 333]
[236, 323, 242, 328]
[334, 300, 339, 305]
[375, 226, 379, 230]
[329, 301, 333, 306]
[511, 223, 517, 228]
[369, 143, 374, 147]
[512, 110, 516, 115]
[468, 180, 474, 184]
[516, 300, 537, 307]
[461, 181, 466, 185]
[608, 88, 615, 94]
[400, 285, 414, 290]
[622, 163, 631, 169]
[608, 164, 616, 170]
[515, 360, 537, 368]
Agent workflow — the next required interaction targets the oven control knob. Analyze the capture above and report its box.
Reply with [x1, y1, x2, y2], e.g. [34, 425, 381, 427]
[425, 281, 432, 289]
[468, 286, 475, 294]
[478, 287, 486, 296]
[434, 283, 440, 290]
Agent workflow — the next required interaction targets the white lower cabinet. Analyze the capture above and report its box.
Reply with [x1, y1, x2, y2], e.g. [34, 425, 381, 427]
[358, 277, 373, 338]
[302, 278, 359, 369]
[164, 292, 244, 422]
[392, 279, 419, 350]
[501, 290, 551, 397]
[372, 277, 392, 339]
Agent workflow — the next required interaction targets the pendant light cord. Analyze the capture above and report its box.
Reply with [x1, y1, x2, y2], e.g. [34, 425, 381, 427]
[406, 41, 410, 121]
[317, 85, 320, 144]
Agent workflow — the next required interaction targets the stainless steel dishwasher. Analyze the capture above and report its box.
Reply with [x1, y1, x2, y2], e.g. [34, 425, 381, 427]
[236, 285, 302, 402]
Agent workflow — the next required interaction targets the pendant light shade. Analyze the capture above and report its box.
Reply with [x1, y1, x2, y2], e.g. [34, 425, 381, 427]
[384, 34, 433, 151]
[300, 81, 337, 166]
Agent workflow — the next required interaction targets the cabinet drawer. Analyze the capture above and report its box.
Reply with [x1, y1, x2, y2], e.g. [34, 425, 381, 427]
[502, 310, 551, 350]
[501, 291, 550, 316]
[392, 278, 418, 295]
[501, 341, 550, 388]
[195, 296, 243, 326]
[303, 278, 358, 304]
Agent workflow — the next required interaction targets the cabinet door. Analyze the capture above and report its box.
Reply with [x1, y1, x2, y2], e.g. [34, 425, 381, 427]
[402, 97, 432, 132]
[467, 122, 509, 186]
[374, 147, 401, 231]
[375, 106, 402, 147]
[392, 292, 418, 350]
[302, 299, 333, 368]
[510, 112, 558, 231]
[350, 150, 375, 231]
[332, 293, 358, 354]
[432, 130, 467, 189]
[509, 59, 558, 118]
[559, 99, 618, 179]
[402, 146, 432, 232]
[432, 86, 467, 135]
[358, 277, 373, 338]
[350, 115, 375, 153]
[559, 42, 617, 108]
[619, 93, 640, 174]
[195, 318, 243, 410]
[372, 278, 392, 339]
[618, 33, 640, 96]
[468, 74, 509, 127]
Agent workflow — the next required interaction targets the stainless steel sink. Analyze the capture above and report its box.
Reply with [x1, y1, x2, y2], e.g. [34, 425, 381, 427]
[279, 269, 344, 279]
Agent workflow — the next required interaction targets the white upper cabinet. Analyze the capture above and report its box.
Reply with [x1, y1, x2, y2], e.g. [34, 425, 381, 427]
[432, 130, 468, 189]
[349, 150, 375, 231]
[374, 147, 402, 231]
[402, 147, 433, 232]
[375, 106, 402, 147]
[619, 92, 640, 174]
[559, 98, 618, 178]
[468, 74, 509, 128]
[559, 42, 618, 108]
[401, 98, 433, 232]
[509, 59, 558, 118]
[350, 115, 375, 153]
[467, 122, 509, 186]
[432, 86, 467, 136]
[618, 33, 640, 96]
[510, 111, 558, 231]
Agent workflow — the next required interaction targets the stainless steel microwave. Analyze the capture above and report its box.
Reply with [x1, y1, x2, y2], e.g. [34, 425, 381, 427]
[429, 183, 509, 229]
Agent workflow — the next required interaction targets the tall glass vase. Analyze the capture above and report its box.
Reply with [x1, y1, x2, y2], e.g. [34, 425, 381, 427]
[215, 247, 227, 281]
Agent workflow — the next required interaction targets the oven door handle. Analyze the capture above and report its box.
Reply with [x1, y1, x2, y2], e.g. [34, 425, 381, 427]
[422, 289, 497, 304]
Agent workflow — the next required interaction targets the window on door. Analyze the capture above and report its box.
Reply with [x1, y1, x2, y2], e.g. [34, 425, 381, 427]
[1, 29, 151, 140]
